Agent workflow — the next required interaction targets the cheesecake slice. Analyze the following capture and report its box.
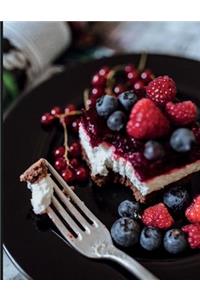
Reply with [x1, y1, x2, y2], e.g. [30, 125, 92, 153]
[79, 104, 200, 202]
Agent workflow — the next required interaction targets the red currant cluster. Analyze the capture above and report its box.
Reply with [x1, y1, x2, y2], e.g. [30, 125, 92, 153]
[40, 104, 89, 185]
[85, 63, 154, 109]
[53, 142, 89, 184]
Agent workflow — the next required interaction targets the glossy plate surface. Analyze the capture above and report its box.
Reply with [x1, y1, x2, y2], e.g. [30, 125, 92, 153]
[4, 54, 200, 279]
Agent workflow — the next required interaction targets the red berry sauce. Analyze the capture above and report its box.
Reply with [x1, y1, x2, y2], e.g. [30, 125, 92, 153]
[80, 108, 200, 181]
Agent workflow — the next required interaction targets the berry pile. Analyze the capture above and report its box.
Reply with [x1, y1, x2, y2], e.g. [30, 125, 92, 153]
[85, 63, 154, 109]
[40, 104, 89, 185]
[111, 188, 200, 254]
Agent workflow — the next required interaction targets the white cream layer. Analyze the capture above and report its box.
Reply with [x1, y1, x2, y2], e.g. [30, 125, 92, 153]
[28, 175, 53, 214]
[79, 124, 200, 196]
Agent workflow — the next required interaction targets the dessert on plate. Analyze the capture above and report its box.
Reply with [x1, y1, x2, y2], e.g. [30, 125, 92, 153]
[79, 74, 200, 202]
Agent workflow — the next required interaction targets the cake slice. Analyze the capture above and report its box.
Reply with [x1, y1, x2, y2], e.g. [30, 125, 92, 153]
[20, 159, 53, 214]
[79, 76, 200, 202]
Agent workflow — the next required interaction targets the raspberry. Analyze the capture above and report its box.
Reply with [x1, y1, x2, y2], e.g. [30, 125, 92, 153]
[146, 75, 176, 105]
[182, 224, 200, 249]
[185, 195, 200, 223]
[126, 98, 170, 140]
[141, 203, 174, 229]
[166, 101, 197, 125]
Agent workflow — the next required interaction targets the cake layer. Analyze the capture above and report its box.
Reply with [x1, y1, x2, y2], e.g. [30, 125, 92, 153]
[79, 124, 200, 197]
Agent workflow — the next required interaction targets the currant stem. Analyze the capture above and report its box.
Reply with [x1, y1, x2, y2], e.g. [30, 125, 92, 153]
[137, 52, 148, 72]
[83, 89, 90, 110]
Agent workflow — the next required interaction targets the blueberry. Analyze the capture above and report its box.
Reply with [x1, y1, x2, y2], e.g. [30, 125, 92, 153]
[164, 229, 188, 254]
[118, 200, 140, 219]
[96, 95, 119, 118]
[140, 227, 162, 251]
[118, 90, 138, 111]
[170, 128, 196, 152]
[163, 186, 190, 212]
[111, 217, 140, 247]
[143, 140, 165, 160]
[107, 110, 126, 131]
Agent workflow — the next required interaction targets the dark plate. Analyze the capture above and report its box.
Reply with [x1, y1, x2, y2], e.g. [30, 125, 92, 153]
[4, 54, 200, 279]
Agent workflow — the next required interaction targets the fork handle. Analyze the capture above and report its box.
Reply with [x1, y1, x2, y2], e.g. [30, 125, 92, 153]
[104, 245, 158, 280]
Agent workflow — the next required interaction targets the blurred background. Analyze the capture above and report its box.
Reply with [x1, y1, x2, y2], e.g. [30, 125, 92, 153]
[3, 21, 200, 112]
[3, 21, 200, 279]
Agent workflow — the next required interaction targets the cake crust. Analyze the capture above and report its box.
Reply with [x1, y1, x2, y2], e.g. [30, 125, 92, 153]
[20, 159, 48, 184]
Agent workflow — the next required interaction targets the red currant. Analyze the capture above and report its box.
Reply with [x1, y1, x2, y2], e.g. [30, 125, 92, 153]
[124, 64, 136, 73]
[65, 104, 77, 114]
[134, 80, 145, 91]
[113, 84, 127, 96]
[98, 66, 110, 77]
[61, 168, 75, 183]
[51, 106, 62, 116]
[70, 158, 80, 168]
[41, 113, 55, 126]
[91, 74, 106, 87]
[127, 70, 139, 83]
[54, 157, 67, 171]
[71, 119, 80, 134]
[69, 142, 81, 158]
[76, 167, 89, 182]
[53, 146, 65, 158]
[140, 69, 154, 83]
[90, 87, 104, 100]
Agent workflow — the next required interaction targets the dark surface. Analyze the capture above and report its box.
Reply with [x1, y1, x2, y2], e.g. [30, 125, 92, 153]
[4, 54, 200, 279]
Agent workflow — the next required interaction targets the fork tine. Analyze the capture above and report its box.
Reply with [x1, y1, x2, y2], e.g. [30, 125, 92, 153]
[45, 160, 101, 225]
[46, 206, 77, 243]
[52, 180, 92, 232]
[51, 195, 83, 239]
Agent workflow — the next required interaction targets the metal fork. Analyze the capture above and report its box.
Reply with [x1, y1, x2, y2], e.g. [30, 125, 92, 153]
[44, 159, 158, 280]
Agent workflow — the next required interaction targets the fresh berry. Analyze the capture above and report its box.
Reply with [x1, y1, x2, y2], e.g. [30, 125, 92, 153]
[51, 106, 62, 116]
[61, 168, 75, 183]
[163, 186, 190, 213]
[126, 98, 170, 140]
[127, 69, 139, 83]
[92, 73, 106, 87]
[118, 200, 140, 219]
[98, 66, 110, 77]
[71, 119, 80, 134]
[142, 203, 174, 229]
[91, 87, 104, 100]
[113, 84, 127, 96]
[53, 146, 65, 158]
[143, 140, 165, 161]
[107, 111, 126, 131]
[166, 101, 197, 125]
[124, 64, 136, 73]
[70, 158, 80, 168]
[111, 217, 140, 247]
[140, 227, 162, 251]
[76, 166, 89, 182]
[54, 157, 67, 171]
[146, 75, 176, 105]
[170, 128, 196, 152]
[140, 69, 154, 84]
[133, 80, 145, 92]
[41, 113, 55, 126]
[182, 224, 200, 249]
[69, 142, 81, 158]
[96, 95, 119, 118]
[118, 90, 138, 111]
[65, 104, 77, 114]
[185, 195, 200, 223]
[164, 229, 188, 254]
